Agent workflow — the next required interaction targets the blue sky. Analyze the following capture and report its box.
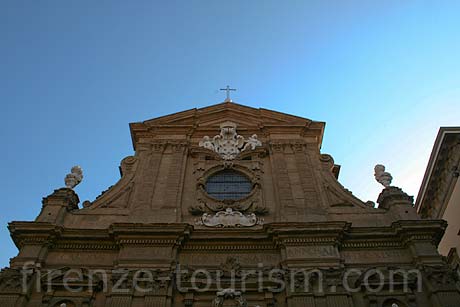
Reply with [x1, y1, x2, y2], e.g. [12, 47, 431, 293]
[1, 1, 459, 267]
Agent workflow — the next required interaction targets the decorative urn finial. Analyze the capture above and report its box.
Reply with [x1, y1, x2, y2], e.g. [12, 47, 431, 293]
[374, 164, 393, 188]
[64, 166, 83, 189]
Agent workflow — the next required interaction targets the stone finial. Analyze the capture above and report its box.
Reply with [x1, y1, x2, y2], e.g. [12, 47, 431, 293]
[64, 166, 83, 189]
[374, 164, 393, 187]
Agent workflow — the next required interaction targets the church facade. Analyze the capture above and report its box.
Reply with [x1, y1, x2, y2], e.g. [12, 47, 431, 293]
[1, 102, 459, 307]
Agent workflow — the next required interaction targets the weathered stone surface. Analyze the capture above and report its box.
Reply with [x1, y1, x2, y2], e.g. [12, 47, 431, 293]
[2, 102, 459, 306]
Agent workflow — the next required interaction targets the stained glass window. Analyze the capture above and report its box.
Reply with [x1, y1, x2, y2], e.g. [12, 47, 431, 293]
[205, 170, 252, 201]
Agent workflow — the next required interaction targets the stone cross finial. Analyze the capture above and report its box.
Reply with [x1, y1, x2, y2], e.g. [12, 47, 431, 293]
[374, 164, 393, 187]
[64, 166, 83, 189]
[220, 85, 236, 102]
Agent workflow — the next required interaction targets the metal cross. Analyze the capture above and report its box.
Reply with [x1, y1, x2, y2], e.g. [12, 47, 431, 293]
[220, 85, 236, 102]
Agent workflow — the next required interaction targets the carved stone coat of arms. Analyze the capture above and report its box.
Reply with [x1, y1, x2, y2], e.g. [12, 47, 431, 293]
[199, 121, 262, 160]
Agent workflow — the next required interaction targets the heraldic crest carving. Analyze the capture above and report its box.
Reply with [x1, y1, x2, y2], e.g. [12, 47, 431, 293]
[196, 207, 263, 228]
[199, 121, 262, 160]
[213, 288, 248, 307]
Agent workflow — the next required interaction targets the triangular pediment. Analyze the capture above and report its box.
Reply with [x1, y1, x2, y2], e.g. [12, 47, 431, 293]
[129, 101, 325, 150]
[140, 102, 316, 127]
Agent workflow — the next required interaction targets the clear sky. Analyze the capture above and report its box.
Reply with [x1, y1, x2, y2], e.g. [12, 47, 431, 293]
[1, 1, 459, 267]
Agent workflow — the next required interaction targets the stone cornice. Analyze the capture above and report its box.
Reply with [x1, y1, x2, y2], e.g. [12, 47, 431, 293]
[184, 228, 273, 251]
[342, 241, 402, 249]
[8, 222, 62, 248]
[54, 242, 118, 250]
[181, 243, 277, 252]
[342, 220, 447, 249]
[392, 220, 447, 247]
[109, 223, 192, 234]
[110, 223, 192, 247]
[266, 222, 350, 248]
[266, 222, 351, 236]
[8, 220, 447, 254]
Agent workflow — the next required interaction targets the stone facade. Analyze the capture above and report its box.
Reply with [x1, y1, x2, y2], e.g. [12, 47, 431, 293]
[415, 127, 460, 271]
[1, 102, 459, 306]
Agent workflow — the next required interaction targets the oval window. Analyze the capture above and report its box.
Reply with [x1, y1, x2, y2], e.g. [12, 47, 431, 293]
[205, 170, 252, 201]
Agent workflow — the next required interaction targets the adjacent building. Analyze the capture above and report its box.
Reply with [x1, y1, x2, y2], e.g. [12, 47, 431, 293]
[416, 127, 460, 270]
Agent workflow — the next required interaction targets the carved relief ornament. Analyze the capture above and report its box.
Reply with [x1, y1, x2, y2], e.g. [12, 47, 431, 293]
[199, 121, 262, 160]
[213, 288, 248, 307]
[189, 161, 268, 215]
[196, 208, 263, 228]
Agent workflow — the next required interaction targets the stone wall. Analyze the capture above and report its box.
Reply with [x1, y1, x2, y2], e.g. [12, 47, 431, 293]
[2, 103, 459, 306]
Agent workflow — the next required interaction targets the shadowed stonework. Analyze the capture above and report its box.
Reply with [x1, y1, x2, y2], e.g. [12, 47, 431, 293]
[1, 102, 459, 306]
